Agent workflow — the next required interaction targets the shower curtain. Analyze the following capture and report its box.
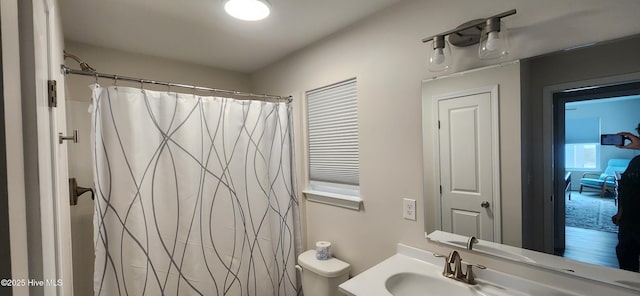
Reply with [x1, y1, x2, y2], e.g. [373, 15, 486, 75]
[90, 85, 300, 296]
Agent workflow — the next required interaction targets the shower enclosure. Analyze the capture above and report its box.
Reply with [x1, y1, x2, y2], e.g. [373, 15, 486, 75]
[67, 77, 300, 295]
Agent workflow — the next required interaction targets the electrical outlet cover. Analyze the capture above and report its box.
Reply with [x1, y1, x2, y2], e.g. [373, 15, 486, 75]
[403, 198, 416, 221]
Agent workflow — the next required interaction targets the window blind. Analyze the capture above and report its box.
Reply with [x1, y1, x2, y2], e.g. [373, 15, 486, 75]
[565, 117, 600, 144]
[306, 78, 359, 186]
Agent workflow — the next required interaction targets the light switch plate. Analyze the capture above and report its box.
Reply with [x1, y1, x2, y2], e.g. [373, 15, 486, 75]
[403, 198, 416, 221]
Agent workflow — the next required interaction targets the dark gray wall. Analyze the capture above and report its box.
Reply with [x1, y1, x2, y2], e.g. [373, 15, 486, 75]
[519, 58, 533, 250]
[521, 35, 640, 252]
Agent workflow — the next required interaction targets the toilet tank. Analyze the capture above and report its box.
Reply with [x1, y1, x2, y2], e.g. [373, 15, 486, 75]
[297, 250, 350, 296]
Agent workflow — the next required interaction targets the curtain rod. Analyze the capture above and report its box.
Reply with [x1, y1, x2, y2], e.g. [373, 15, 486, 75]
[60, 65, 292, 103]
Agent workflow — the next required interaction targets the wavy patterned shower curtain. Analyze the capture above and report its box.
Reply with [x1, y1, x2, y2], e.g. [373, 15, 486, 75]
[90, 85, 300, 296]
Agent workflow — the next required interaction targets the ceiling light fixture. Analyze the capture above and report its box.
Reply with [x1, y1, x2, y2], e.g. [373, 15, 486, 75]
[224, 0, 271, 21]
[422, 9, 516, 72]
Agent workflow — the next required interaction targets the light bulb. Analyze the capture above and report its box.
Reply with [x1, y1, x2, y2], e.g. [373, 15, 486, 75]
[485, 31, 500, 51]
[432, 48, 445, 64]
[225, 0, 270, 21]
[428, 36, 450, 72]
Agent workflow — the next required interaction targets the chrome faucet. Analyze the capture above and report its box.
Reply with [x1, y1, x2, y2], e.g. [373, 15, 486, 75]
[467, 236, 478, 250]
[437, 250, 486, 285]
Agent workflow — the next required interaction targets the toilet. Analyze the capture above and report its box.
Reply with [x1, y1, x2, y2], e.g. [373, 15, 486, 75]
[297, 250, 351, 296]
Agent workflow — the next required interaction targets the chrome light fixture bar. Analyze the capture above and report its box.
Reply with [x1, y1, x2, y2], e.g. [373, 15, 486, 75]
[422, 9, 516, 72]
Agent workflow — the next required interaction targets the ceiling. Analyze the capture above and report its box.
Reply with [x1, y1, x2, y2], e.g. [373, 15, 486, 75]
[60, 0, 401, 73]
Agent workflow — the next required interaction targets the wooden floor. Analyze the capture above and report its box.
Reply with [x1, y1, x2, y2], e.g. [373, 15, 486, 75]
[563, 226, 619, 268]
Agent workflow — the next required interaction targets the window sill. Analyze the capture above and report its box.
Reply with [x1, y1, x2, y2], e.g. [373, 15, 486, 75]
[303, 190, 362, 211]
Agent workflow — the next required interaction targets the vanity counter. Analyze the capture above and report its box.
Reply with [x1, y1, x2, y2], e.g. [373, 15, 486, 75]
[339, 244, 583, 296]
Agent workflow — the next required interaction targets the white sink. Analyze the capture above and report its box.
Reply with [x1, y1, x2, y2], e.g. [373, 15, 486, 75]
[384, 271, 530, 296]
[384, 273, 430, 296]
[385, 272, 477, 296]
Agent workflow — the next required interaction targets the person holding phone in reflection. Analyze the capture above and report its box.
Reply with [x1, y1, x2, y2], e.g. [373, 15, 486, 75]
[612, 123, 640, 272]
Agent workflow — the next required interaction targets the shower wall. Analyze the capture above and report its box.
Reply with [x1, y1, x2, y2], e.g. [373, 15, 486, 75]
[66, 100, 93, 295]
[64, 41, 251, 295]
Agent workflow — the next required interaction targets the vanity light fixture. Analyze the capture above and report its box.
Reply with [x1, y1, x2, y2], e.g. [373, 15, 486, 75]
[422, 9, 516, 72]
[224, 0, 271, 21]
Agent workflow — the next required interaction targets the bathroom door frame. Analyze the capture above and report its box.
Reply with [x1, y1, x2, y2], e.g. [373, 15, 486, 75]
[1, 0, 20, 288]
[18, 0, 73, 294]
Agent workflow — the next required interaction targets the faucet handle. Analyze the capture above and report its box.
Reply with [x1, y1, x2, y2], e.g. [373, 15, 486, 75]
[465, 264, 477, 284]
[433, 253, 453, 276]
[463, 263, 486, 285]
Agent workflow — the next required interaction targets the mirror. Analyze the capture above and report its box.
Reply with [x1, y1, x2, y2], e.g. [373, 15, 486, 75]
[422, 34, 640, 290]
[427, 231, 536, 263]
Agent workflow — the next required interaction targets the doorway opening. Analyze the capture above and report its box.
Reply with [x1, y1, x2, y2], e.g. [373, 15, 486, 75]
[553, 81, 640, 268]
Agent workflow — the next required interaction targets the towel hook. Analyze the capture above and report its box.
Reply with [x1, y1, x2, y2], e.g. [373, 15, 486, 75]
[59, 130, 78, 144]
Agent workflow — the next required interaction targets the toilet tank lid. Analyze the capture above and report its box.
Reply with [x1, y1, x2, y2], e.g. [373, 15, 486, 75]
[298, 250, 350, 277]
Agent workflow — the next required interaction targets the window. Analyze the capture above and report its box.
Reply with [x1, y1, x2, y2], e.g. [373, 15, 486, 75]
[565, 116, 600, 170]
[565, 143, 599, 170]
[304, 78, 361, 209]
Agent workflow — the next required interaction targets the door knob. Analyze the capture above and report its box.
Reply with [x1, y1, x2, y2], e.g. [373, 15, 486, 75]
[481, 201, 490, 208]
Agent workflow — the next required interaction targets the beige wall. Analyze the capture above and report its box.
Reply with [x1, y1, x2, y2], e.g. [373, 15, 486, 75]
[250, 0, 508, 275]
[250, 0, 640, 275]
[66, 100, 93, 296]
[64, 41, 252, 101]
